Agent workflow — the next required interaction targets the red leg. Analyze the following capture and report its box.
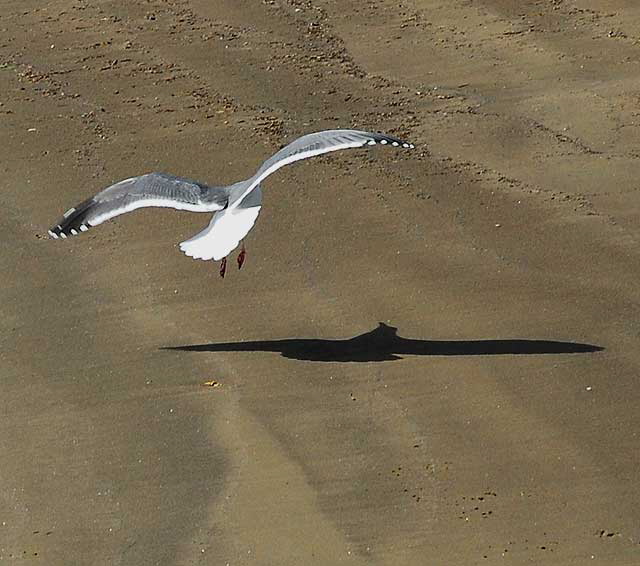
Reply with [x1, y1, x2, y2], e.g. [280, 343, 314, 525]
[237, 242, 246, 270]
[219, 257, 227, 278]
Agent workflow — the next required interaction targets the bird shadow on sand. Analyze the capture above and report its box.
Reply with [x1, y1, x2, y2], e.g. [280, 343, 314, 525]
[162, 322, 603, 362]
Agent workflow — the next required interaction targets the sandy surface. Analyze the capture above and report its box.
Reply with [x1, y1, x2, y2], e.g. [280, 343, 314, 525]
[1, 1, 639, 564]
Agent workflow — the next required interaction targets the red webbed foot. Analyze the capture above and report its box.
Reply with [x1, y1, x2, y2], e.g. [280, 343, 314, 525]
[237, 246, 246, 270]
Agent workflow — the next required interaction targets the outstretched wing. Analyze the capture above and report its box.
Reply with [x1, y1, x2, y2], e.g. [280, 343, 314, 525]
[233, 129, 414, 205]
[180, 186, 262, 261]
[49, 172, 226, 239]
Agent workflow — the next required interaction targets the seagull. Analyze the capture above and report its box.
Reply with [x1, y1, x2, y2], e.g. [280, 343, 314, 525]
[49, 129, 414, 277]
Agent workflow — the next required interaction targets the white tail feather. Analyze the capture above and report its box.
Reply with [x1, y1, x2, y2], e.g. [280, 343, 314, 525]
[179, 206, 261, 261]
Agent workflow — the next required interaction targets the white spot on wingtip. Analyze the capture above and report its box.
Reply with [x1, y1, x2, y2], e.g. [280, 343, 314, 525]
[380, 139, 388, 144]
[80, 224, 88, 232]
[60, 232, 67, 239]
[392, 141, 399, 146]
[367, 140, 376, 145]
[70, 228, 78, 235]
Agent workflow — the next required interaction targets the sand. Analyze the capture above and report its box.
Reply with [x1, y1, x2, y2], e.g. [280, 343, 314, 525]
[1, 1, 639, 564]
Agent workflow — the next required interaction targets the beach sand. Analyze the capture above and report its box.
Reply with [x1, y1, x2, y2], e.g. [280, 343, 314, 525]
[1, 1, 639, 564]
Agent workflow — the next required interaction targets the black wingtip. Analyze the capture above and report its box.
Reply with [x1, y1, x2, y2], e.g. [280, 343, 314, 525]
[48, 197, 95, 239]
[369, 132, 415, 149]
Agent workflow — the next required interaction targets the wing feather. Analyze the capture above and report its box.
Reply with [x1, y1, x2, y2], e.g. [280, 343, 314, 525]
[231, 129, 414, 206]
[49, 173, 226, 239]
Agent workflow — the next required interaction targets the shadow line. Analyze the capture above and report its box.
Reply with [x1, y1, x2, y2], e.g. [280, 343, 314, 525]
[162, 323, 603, 363]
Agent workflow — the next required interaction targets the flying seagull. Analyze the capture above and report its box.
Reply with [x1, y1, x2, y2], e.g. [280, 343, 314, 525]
[49, 129, 414, 277]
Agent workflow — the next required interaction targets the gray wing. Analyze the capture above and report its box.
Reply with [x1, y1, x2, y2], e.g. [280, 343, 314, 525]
[233, 129, 414, 204]
[49, 172, 227, 239]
